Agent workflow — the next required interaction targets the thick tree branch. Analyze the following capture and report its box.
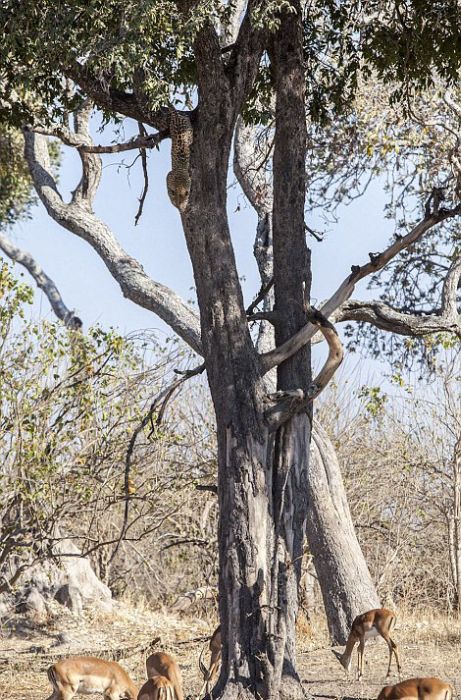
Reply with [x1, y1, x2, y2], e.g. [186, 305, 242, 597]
[24, 130, 203, 355]
[80, 132, 167, 154]
[221, 0, 246, 46]
[226, 1, 268, 117]
[0, 232, 82, 329]
[66, 62, 168, 130]
[261, 202, 461, 373]
[441, 255, 461, 320]
[306, 313, 344, 399]
[71, 100, 102, 207]
[263, 310, 343, 431]
[194, 21, 228, 109]
[316, 249, 461, 340]
[335, 299, 461, 338]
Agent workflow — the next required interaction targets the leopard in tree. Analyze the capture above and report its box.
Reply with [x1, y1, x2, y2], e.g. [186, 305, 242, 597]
[166, 105, 193, 211]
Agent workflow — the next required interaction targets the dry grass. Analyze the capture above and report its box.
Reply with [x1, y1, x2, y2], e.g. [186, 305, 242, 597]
[2, 604, 461, 700]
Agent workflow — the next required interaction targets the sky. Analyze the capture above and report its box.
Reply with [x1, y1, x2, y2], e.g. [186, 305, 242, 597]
[8, 115, 397, 383]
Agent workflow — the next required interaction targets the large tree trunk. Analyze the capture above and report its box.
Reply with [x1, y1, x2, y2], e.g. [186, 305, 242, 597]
[178, 6, 310, 700]
[233, 71, 379, 652]
[307, 420, 380, 644]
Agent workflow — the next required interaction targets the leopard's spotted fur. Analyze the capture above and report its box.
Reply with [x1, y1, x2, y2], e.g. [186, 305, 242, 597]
[167, 105, 193, 211]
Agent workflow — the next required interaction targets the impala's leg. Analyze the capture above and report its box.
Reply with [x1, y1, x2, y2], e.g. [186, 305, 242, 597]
[59, 690, 77, 700]
[197, 679, 208, 700]
[357, 637, 365, 681]
[391, 637, 401, 679]
[381, 631, 400, 679]
[205, 663, 215, 697]
[50, 682, 76, 700]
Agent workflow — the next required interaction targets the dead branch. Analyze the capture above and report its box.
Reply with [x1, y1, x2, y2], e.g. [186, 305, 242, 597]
[0, 232, 82, 329]
[171, 586, 218, 612]
[261, 204, 461, 373]
[263, 308, 343, 430]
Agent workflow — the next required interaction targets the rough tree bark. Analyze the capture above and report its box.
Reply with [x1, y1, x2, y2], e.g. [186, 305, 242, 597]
[176, 6, 313, 697]
[308, 421, 380, 643]
[234, 103, 380, 646]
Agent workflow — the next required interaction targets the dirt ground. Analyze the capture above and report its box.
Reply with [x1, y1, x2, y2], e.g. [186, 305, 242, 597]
[1, 604, 460, 700]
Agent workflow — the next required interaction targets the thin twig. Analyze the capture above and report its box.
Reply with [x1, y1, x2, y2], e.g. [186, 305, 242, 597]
[110, 363, 206, 564]
[135, 122, 150, 225]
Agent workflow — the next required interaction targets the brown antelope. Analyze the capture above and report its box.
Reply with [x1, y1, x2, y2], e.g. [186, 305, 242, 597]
[138, 675, 176, 700]
[145, 651, 183, 700]
[332, 608, 401, 680]
[198, 626, 221, 698]
[45, 656, 138, 700]
[378, 678, 453, 700]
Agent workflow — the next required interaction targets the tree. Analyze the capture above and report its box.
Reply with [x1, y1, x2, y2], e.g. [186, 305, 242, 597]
[233, 117, 380, 643]
[1, 3, 461, 699]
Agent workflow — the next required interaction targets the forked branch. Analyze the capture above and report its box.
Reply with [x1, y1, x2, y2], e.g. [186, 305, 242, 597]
[263, 308, 343, 431]
[325, 246, 461, 339]
[261, 198, 461, 373]
[23, 128, 203, 354]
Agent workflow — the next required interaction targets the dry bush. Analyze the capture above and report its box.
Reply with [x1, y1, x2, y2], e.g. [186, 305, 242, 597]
[316, 350, 461, 613]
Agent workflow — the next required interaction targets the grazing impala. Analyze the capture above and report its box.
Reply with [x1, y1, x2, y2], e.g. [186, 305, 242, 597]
[145, 651, 183, 700]
[378, 677, 452, 700]
[198, 626, 221, 698]
[333, 608, 401, 680]
[138, 675, 176, 700]
[46, 656, 138, 700]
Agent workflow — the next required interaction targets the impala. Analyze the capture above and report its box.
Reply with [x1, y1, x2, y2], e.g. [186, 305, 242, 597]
[145, 651, 183, 700]
[378, 677, 452, 700]
[198, 626, 221, 699]
[46, 656, 138, 700]
[138, 675, 176, 700]
[333, 608, 401, 680]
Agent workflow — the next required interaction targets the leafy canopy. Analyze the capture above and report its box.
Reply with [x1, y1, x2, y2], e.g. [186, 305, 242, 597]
[1, 1, 461, 128]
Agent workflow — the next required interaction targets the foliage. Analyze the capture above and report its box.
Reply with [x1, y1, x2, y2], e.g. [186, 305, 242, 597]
[361, 1, 461, 101]
[1, 1, 460, 129]
[0, 125, 35, 228]
[0, 262, 217, 597]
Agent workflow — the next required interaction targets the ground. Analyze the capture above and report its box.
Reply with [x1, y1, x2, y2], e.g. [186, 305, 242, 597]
[1, 604, 460, 700]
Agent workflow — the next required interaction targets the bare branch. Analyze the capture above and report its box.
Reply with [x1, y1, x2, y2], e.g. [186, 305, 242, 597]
[171, 586, 218, 612]
[0, 232, 82, 329]
[66, 61, 169, 130]
[263, 309, 343, 431]
[246, 278, 274, 316]
[113, 362, 205, 562]
[441, 255, 461, 320]
[83, 132, 168, 154]
[261, 205, 461, 373]
[234, 116, 272, 218]
[24, 129, 203, 354]
[234, 116, 275, 369]
[321, 250, 461, 339]
[135, 122, 150, 226]
[335, 299, 461, 339]
[307, 311, 344, 399]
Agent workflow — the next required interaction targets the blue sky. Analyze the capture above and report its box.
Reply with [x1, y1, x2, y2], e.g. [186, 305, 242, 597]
[9, 116, 396, 381]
